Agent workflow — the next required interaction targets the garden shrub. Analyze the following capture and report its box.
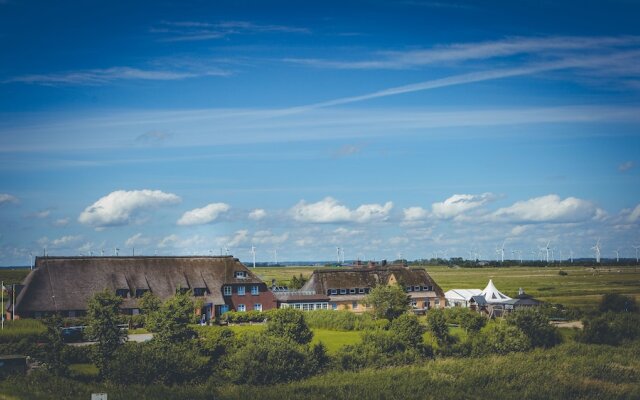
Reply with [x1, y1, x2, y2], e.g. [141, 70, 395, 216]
[507, 308, 561, 348]
[304, 310, 387, 331]
[579, 312, 640, 345]
[471, 323, 531, 356]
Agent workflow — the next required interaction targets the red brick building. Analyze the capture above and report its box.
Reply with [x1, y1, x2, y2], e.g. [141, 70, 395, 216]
[11, 256, 276, 321]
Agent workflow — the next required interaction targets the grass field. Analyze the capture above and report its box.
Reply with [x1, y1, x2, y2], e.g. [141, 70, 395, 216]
[254, 264, 640, 311]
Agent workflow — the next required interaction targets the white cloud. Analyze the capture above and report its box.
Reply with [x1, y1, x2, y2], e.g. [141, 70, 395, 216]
[492, 194, 600, 223]
[389, 236, 409, 246]
[52, 218, 69, 227]
[225, 230, 250, 247]
[628, 204, 640, 223]
[618, 161, 635, 172]
[158, 234, 180, 248]
[510, 225, 528, 236]
[432, 193, 495, 219]
[403, 206, 430, 222]
[78, 189, 181, 227]
[291, 197, 393, 223]
[333, 227, 363, 237]
[39, 235, 83, 248]
[248, 208, 267, 220]
[0, 193, 18, 205]
[177, 202, 230, 226]
[295, 237, 314, 247]
[125, 233, 152, 248]
[28, 210, 51, 219]
[252, 230, 289, 245]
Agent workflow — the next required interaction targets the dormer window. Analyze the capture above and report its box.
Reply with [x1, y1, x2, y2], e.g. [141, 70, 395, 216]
[193, 288, 206, 297]
[330, 289, 337, 295]
[422, 286, 429, 291]
[135, 289, 149, 298]
[116, 289, 128, 298]
[414, 285, 421, 292]
[339, 289, 347, 295]
[406, 286, 412, 292]
[358, 288, 365, 294]
[234, 271, 248, 279]
[176, 287, 188, 295]
[349, 288, 356, 294]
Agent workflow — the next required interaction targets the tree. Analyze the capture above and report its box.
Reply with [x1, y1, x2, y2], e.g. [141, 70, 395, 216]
[507, 308, 561, 348]
[139, 291, 161, 315]
[459, 309, 486, 334]
[265, 308, 313, 344]
[42, 314, 67, 376]
[85, 290, 127, 378]
[472, 323, 531, 355]
[147, 290, 195, 343]
[389, 313, 425, 348]
[364, 284, 410, 321]
[426, 308, 451, 344]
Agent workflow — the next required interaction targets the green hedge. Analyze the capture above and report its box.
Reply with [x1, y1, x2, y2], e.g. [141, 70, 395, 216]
[221, 310, 269, 324]
[0, 319, 46, 344]
[304, 310, 388, 331]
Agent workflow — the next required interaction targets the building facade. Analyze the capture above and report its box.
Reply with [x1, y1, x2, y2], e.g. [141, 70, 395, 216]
[293, 266, 445, 313]
[11, 256, 276, 320]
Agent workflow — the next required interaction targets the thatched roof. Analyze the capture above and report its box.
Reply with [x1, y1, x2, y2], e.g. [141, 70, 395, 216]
[15, 256, 261, 314]
[301, 267, 444, 297]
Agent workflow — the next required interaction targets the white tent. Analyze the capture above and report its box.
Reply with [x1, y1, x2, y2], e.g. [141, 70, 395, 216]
[480, 279, 511, 303]
[444, 289, 482, 307]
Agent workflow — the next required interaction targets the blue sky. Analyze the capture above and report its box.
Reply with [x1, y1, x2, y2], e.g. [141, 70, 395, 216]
[1, 0, 639, 265]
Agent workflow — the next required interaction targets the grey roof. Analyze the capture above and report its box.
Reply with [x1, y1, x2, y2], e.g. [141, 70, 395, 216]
[15, 256, 261, 314]
[301, 267, 444, 298]
[470, 295, 488, 306]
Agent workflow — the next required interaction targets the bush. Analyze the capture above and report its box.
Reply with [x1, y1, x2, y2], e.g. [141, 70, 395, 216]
[61, 345, 93, 364]
[226, 334, 314, 385]
[389, 313, 424, 348]
[471, 323, 531, 356]
[507, 308, 561, 348]
[599, 294, 637, 313]
[265, 308, 313, 345]
[579, 312, 640, 345]
[337, 330, 432, 371]
[444, 308, 486, 334]
[304, 310, 388, 331]
[558, 270, 568, 276]
[427, 309, 452, 344]
[221, 310, 268, 324]
[105, 341, 210, 385]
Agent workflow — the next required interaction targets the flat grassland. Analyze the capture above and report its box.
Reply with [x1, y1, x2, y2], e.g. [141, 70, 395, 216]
[255, 265, 640, 310]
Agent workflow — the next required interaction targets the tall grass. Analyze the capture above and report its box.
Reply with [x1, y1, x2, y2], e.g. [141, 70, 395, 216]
[0, 319, 46, 344]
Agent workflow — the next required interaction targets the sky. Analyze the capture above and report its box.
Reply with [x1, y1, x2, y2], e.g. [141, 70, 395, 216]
[1, 0, 639, 266]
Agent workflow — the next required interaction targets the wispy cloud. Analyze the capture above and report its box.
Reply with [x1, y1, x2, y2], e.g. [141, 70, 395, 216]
[152, 20, 310, 42]
[285, 36, 640, 70]
[4, 66, 230, 86]
[618, 161, 635, 172]
[0, 193, 19, 205]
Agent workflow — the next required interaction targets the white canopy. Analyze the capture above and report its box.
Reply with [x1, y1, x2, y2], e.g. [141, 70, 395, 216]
[480, 279, 511, 303]
[445, 289, 482, 301]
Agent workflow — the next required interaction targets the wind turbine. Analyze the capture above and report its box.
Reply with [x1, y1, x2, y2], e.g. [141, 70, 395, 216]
[633, 245, 640, 263]
[591, 239, 601, 263]
[251, 246, 256, 268]
[545, 241, 551, 264]
[569, 249, 574, 263]
[614, 249, 620, 263]
[496, 241, 505, 263]
[336, 247, 341, 264]
[114, 248, 119, 257]
[273, 249, 278, 265]
[29, 252, 33, 270]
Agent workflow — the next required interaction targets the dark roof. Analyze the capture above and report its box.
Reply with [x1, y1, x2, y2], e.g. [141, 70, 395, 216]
[15, 256, 261, 314]
[301, 267, 444, 298]
[470, 295, 488, 306]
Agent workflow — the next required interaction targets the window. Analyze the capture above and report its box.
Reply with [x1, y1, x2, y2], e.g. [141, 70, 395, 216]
[132, 309, 140, 315]
[435, 299, 440, 305]
[428, 285, 433, 291]
[322, 303, 328, 310]
[116, 289, 128, 298]
[254, 303, 262, 311]
[330, 289, 337, 295]
[358, 288, 365, 294]
[237, 304, 246, 312]
[411, 300, 418, 308]
[234, 271, 247, 279]
[193, 288, 206, 297]
[352, 301, 358, 309]
[237, 286, 246, 296]
[339, 289, 347, 295]
[294, 304, 301, 310]
[414, 285, 421, 292]
[176, 287, 188, 295]
[68, 310, 76, 318]
[223, 286, 232, 296]
[331, 303, 337, 310]
[303, 304, 310, 311]
[135, 289, 148, 298]
[251, 285, 259, 295]
[349, 288, 356, 294]
[406, 286, 412, 292]
[422, 286, 429, 291]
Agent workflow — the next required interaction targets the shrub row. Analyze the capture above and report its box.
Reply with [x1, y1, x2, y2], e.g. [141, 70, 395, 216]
[304, 310, 388, 331]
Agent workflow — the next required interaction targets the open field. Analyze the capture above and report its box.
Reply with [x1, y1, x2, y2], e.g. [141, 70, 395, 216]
[255, 265, 640, 311]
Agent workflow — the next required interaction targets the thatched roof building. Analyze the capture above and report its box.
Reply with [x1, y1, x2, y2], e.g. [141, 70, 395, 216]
[13, 256, 275, 319]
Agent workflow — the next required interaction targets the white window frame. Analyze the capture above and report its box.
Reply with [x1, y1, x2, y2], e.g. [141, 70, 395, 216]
[223, 286, 232, 296]
[349, 288, 356, 294]
[237, 304, 246, 312]
[414, 285, 421, 291]
[254, 303, 262, 311]
[237, 286, 246, 296]
[358, 288, 365, 294]
[339, 289, 347, 295]
[251, 285, 259, 295]
[330, 289, 337, 295]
